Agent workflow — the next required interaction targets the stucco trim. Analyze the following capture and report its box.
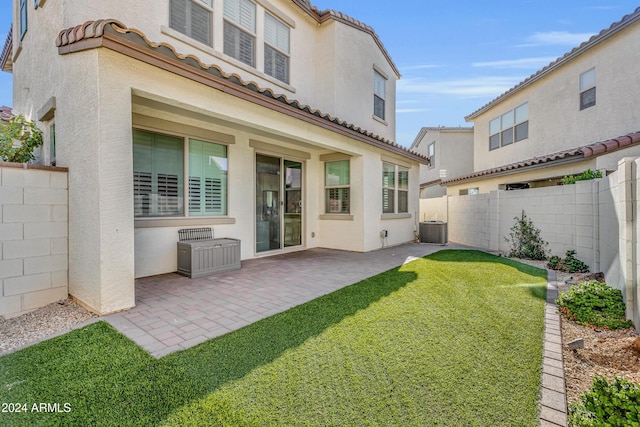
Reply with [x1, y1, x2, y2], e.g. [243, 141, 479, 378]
[380, 213, 412, 220]
[134, 217, 236, 228]
[466, 7, 640, 121]
[37, 97, 56, 122]
[56, 20, 426, 165]
[249, 139, 311, 159]
[0, 161, 69, 172]
[319, 152, 352, 162]
[319, 214, 354, 221]
[132, 114, 236, 145]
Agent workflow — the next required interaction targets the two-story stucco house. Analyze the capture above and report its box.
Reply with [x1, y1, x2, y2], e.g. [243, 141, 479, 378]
[443, 7, 640, 195]
[0, 0, 427, 316]
[410, 126, 474, 199]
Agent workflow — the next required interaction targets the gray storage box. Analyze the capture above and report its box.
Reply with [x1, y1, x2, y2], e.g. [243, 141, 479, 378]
[419, 221, 448, 245]
[177, 228, 241, 278]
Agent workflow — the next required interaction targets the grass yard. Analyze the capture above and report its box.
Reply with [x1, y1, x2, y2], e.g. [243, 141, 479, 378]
[0, 250, 547, 426]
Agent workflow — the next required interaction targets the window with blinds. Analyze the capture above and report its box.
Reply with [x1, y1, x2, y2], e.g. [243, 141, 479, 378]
[170, 0, 212, 46]
[374, 71, 386, 120]
[325, 160, 350, 214]
[382, 163, 409, 214]
[133, 130, 228, 218]
[224, 0, 256, 66]
[264, 12, 290, 83]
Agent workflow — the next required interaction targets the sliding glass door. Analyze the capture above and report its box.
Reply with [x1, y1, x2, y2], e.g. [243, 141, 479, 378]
[256, 154, 303, 253]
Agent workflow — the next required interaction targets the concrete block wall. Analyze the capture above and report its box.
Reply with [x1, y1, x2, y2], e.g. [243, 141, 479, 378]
[0, 163, 69, 319]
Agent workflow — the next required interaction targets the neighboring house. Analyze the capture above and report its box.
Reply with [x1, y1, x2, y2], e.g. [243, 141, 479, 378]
[0, 105, 11, 125]
[410, 126, 473, 198]
[0, 0, 426, 316]
[443, 7, 640, 195]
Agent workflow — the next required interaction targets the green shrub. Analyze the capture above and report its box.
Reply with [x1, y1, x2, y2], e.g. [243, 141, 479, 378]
[505, 211, 548, 260]
[556, 280, 633, 330]
[0, 115, 43, 163]
[547, 250, 590, 273]
[562, 169, 603, 185]
[569, 377, 640, 427]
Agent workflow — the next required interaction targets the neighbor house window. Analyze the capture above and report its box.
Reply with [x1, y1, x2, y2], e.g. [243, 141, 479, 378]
[428, 142, 435, 169]
[489, 102, 528, 150]
[325, 160, 350, 213]
[49, 123, 56, 166]
[20, 0, 27, 39]
[224, 0, 256, 67]
[580, 68, 596, 110]
[264, 12, 290, 84]
[170, 0, 213, 46]
[133, 129, 228, 217]
[374, 71, 386, 120]
[382, 162, 409, 213]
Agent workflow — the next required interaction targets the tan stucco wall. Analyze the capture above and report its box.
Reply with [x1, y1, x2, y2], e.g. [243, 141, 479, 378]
[470, 21, 640, 172]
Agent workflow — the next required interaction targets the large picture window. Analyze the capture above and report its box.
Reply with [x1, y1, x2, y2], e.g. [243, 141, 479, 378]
[325, 160, 350, 214]
[382, 163, 409, 214]
[133, 129, 228, 218]
[170, 0, 213, 46]
[224, 0, 256, 67]
[489, 102, 528, 150]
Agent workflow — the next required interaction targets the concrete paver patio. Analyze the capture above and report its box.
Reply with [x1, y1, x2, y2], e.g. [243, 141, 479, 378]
[104, 243, 466, 358]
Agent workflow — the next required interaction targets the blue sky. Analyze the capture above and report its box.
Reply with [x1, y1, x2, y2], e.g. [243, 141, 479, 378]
[0, 1, 638, 146]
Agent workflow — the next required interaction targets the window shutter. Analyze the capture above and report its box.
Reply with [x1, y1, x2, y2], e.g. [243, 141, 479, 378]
[170, 0, 188, 34]
[265, 45, 289, 83]
[205, 178, 223, 212]
[265, 13, 289, 54]
[238, 30, 255, 66]
[238, 0, 256, 31]
[191, 2, 211, 45]
[189, 177, 201, 213]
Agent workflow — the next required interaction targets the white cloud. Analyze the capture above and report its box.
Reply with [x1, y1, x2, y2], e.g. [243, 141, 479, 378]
[523, 31, 594, 46]
[397, 75, 524, 98]
[472, 57, 558, 69]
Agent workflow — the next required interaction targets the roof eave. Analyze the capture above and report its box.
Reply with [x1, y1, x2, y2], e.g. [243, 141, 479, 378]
[0, 25, 13, 73]
[465, 7, 640, 121]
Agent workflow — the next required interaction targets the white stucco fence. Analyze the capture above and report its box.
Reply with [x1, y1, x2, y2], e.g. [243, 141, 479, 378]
[420, 157, 639, 330]
[0, 163, 69, 319]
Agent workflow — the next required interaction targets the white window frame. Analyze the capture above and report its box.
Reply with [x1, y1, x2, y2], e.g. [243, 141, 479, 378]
[428, 142, 435, 169]
[223, 0, 257, 67]
[373, 70, 386, 121]
[169, 0, 214, 46]
[489, 102, 528, 151]
[382, 162, 409, 214]
[264, 12, 290, 84]
[580, 68, 596, 110]
[133, 128, 229, 219]
[324, 160, 350, 214]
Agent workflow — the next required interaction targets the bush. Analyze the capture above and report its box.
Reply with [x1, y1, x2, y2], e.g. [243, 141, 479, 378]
[556, 280, 633, 330]
[569, 376, 640, 427]
[0, 115, 43, 163]
[547, 250, 590, 273]
[505, 211, 548, 260]
[562, 168, 603, 185]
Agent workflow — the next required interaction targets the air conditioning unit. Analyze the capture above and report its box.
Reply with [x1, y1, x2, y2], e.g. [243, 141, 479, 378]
[419, 221, 448, 245]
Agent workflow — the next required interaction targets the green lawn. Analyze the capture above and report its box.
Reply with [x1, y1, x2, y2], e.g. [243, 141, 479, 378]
[0, 250, 547, 426]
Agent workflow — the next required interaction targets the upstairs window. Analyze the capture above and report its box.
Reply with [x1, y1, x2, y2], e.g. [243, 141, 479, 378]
[170, 0, 213, 46]
[580, 68, 596, 110]
[224, 0, 256, 67]
[264, 12, 290, 84]
[325, 160, 350, 214]
[428, 142, 435, 169]
[20, 0, 27, 39]
[374, 71, 386, 120]
[382, 163, 409, 214]
[489, 102, 528, 150]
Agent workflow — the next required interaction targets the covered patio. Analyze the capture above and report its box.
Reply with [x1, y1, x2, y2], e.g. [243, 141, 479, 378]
[105, 243, 466, 357]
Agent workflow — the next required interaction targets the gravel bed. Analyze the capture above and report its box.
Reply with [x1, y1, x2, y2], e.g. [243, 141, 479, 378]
[0, 299, 97, 355]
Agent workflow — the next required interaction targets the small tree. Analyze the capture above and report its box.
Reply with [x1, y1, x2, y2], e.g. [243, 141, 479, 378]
[505, 210, 548, 260]
[0, 115, 44, 163]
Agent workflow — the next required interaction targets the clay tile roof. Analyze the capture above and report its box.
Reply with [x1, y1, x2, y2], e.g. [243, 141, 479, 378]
[441, 131, 640, 185]
[465, 7, 640, 121]
[55, 20, 426, 163]
[0, 106, 12, 125]
[0, 25, 12, 73]
[290, 0, 400, 78]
